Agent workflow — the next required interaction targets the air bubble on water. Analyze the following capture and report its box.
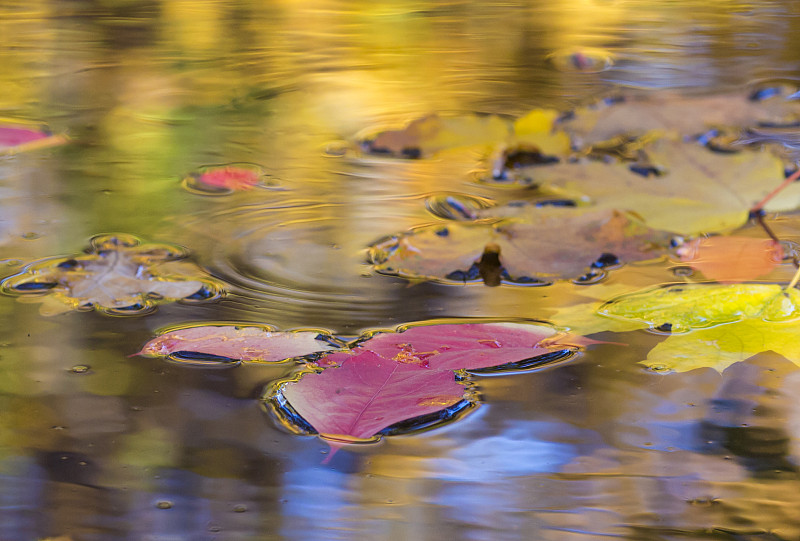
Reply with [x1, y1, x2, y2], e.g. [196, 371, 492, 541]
[155, 500, 173, 510]
[69, 365, 91, 374]
[21, 232, 40, 240]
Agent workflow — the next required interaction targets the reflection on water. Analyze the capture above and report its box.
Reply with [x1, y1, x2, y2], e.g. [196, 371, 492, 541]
[3, 0, 800, 539]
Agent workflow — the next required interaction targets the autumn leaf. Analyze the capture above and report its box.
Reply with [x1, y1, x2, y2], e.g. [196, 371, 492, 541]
[488, 136, 797, 235]
[0, 234, 220, 315]
[358, 113, 511, 158]
[182, 163, 273, 194]
[0, 122, 68, 154]
[369, 206, 669, 284]
[136, 325, 340, 364]
[677, 236, 784, 283]
[642, 319, 800, 373]
[279, 351, 467, 440]
[317, 322, 571, 371]
[558, 89, 800, 145]
[599, 283, 800, 333]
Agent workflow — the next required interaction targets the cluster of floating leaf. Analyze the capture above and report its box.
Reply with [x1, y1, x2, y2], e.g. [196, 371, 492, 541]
[138, 321, 580, 448]
[7, 86, 800, 453]
[363, 87, 800, 285]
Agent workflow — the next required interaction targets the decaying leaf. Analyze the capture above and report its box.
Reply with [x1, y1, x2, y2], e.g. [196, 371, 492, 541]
[558, 89, 800, 145]
[369, 207, 669, 284]
[280, 351, 466, 440]
[677, 236, 784, 283]
[137, 325, 339, 363]
[0, 234, 220, 315]
[600, 284, 800, 332]
[358, 113, 511, 158]
[488, 136, 797, 235]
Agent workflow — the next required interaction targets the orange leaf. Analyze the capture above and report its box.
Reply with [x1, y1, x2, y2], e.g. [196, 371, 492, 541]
[677, 236, 783, 284]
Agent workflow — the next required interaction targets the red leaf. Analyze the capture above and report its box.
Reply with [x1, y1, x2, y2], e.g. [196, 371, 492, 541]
[0, 124, 67, 153]
[136, 325, 338, 362]
[319, 322, 567, 371]
[677, 236, 783, 284]
[198, 166, 260, 190]
[281, 351, 464, 440]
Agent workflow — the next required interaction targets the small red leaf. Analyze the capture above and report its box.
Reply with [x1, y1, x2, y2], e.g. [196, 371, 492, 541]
[677, 236, 783, 284]
[281, 351, 464, 440]
[198, 166, 260, 190]
[0, 124, 67, 153]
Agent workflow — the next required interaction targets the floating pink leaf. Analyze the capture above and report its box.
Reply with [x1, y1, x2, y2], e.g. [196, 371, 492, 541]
[280, 351, 465, 440]
[0, 123, 67, 153]
[319, 322, 569, 371]
[182, 163, 272, 194]
[677, 236, 783, 284]
[137, 325, 339, 363]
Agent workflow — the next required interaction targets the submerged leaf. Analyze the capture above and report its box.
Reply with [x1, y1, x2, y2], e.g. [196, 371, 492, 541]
[137, 325, 339, 362]
[370, 207, 669, 284]
[280, 351, 466, 440]
[559, 90, 800, 145]
[358, 114, 511, 158]
[489, 136, 794, 235]
[677, 236, 784, 283]
[0, 234, 219, 316]
[600, 284, 800, 332]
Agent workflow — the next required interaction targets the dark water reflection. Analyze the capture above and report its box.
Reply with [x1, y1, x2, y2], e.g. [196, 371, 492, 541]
[4, 1, 800, 539]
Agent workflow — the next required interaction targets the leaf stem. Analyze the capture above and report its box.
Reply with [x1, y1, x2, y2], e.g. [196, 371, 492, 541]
[786, 264, 800, 291]
[751, 167, 800, 213]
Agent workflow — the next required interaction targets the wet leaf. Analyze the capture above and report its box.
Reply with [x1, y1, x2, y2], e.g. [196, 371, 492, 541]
[137, 325, 339, 362]
[0, 122, 68, 154]
[183, 163, 272, 194]
[370, 207, 669, 284]
[280, 351, 466, 440]
[677, 236, 784, 283]
[600, 284, 800, 333]
[642, 319, 800, 373]
[358, 113, 511, 158]
[491, 136, 796, 235]
[559, 90, 800, 145]
[321, 322, 567, 371]
[0, 234, 219, 316]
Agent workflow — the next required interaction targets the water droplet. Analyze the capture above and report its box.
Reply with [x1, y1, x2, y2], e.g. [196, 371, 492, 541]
[233, 505, 247, 513]
[155, 500, 173, 510]
[322, 140, 350, 157]
[69, 365, 91, 374]
[21, 232, 40, 240]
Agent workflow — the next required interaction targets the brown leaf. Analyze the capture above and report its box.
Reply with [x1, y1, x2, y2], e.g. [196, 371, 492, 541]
[369, 207, 669, 284]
